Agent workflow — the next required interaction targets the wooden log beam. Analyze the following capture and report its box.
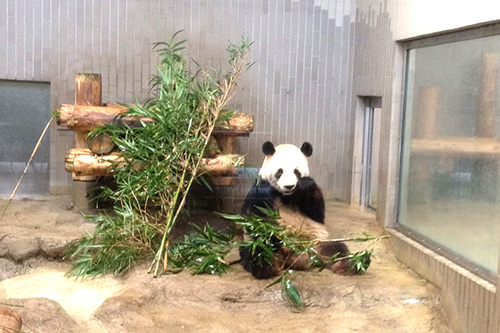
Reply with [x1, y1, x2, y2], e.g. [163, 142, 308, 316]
[65, 149, 123, 177]
[56, 104, 154, 131]
[202, 154, 245, 167]
[57, 105, 253, 133]
[73, 155, 121, 177]
[215, 111, 254, 133]
[411, 137, 500, 156]
[87, 132, 115, 155]
[65, 149, 241, 177]
[200, 164, 238, 177]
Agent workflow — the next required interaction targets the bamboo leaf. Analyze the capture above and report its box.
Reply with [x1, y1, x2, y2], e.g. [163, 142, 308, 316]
[282, 276, 305, 311]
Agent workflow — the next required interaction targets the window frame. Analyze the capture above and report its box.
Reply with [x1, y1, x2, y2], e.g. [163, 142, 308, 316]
[0, 79, 51, 196]
[395, 22, 500, 284]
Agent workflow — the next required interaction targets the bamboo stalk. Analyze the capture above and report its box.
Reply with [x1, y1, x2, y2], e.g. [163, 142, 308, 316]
[148, 48, 250, 277]
[315, 234, 389, 244]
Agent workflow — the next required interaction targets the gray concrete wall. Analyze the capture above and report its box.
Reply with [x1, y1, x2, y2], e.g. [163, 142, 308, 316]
[2, 0, 500, 200]
[0, 0, 356, 200]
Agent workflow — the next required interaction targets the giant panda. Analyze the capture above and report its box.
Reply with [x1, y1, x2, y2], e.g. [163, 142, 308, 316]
[240, 141, 369, 279]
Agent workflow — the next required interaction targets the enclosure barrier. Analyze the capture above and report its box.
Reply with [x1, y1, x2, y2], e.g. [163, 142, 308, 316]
[57, 74, 254, 210]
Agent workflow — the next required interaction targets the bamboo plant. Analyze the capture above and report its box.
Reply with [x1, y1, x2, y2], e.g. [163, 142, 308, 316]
[68, 33, 252, 278]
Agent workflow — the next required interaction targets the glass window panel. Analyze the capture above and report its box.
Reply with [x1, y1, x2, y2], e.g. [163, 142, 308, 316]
[399, 35, 500, 275]
[0, 80, 50, 196]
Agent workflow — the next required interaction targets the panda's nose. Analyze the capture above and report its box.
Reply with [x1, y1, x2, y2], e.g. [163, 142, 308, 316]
[284, 185, 295, 191]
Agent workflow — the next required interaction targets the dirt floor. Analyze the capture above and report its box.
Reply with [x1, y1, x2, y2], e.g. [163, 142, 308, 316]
[0, 195, 454, 333]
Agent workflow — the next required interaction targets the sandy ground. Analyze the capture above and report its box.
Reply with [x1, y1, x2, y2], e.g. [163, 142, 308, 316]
[0, 195, 454, 333]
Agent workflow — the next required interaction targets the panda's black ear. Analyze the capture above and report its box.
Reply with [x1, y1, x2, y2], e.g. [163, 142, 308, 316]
[262, 141, 275, 155]
[301, 142, 313, 157]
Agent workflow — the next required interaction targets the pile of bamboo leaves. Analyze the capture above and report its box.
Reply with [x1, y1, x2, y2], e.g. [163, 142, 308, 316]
[68, 33, 253, 278]
[165, 208, 379, 310]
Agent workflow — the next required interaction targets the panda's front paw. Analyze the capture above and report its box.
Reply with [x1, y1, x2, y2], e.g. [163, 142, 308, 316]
[296, 177, 318, 191]
[239, 248, 282, 279]
[250, 262, 281, 279]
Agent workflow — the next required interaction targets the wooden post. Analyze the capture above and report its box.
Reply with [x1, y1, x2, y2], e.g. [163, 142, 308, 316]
[74, 74, 102, 155]
[475, 53, 499, 201]
[414, 85, 440, 139]
[213, 135, 238, 154]
[73, 74, 102, 212]
[477, 52, 498, 138]
[412, 85, 440, 202]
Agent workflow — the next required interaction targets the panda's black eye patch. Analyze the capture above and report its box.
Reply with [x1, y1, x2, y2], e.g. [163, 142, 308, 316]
[275, 168, 283, 179]
[294, 169, 302, 178]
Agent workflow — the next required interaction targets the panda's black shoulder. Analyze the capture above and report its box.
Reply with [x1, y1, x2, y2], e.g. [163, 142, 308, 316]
[241, 180, 279, 217]
[282, 177, 325, 223]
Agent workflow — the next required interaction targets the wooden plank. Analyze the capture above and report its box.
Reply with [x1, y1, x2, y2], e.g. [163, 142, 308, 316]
[411, 137, 500, 156]
[58, 105, 253, 134]
[66, 149, 240, 178]
[414, 85, 440, 139]
[56, 104, 149, 131]
[217, 111, 254, 132]
[477, 52, 498, 138]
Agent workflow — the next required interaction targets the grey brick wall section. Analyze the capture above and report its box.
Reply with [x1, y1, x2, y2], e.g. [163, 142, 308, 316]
[1, 0, 354, 201]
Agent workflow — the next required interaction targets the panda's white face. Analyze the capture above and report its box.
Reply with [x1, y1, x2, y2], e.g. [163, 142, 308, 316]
[258, 142, 311, 195]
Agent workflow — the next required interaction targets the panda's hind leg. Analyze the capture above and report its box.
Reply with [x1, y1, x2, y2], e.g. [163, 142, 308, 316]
[281, 248, 313, 271]
[318, 241, 371, 275]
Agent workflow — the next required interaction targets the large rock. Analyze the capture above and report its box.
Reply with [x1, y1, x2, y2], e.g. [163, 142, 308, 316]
[0, 236, 40, 262]
[0, 258, 19, 281]
[92, 295, 156, 332]
[39, 238, 75, 258]
[0, 306, 22, 332]
[8, 298, 82, 333]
